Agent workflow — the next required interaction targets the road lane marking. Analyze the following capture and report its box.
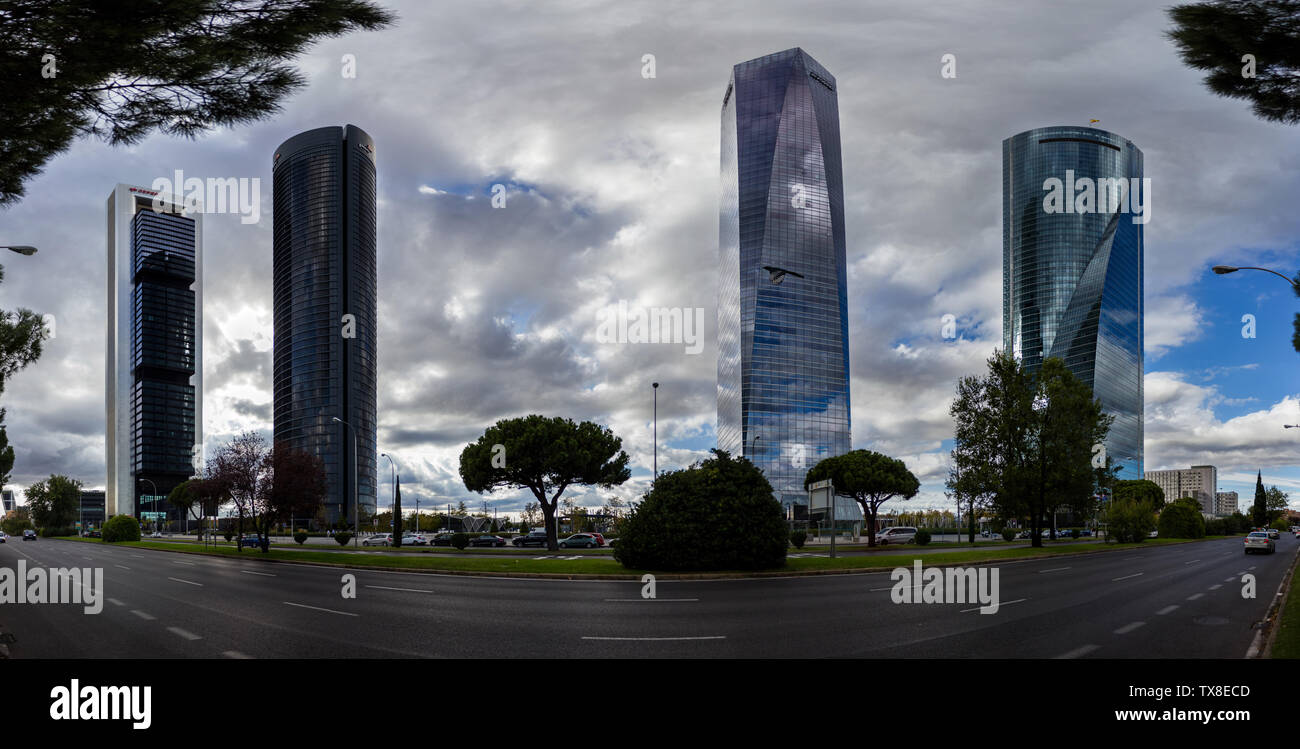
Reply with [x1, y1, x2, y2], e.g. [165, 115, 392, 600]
[1114, 621, 1146, 634]
[1111, 573, 1144, 582]
[1038, 567, 1071, 574]
[168, 577, 203, 586]
[581, 636, 725, 641]
[1225, 576, 1237, 582]
[1156, 605, 1179, 615]
[167, 627, 202, 641]
[114, 565, 130, 570]
[283, 601, 358, 617]
[1054, 644, 1099, 659]
[240, 570, 276, 577]
[368, 585, 435, 593]
[1209, 584, 1222, 590]
[604, 598, 699, 602]
[1183, 560, 1200, 565]
[960, 598, 1026, 613]
[1187, 593, 1204, 601]
[130, 610, 156, 621]
[223, 651, 252, 659]
[107, 598, 125, 607]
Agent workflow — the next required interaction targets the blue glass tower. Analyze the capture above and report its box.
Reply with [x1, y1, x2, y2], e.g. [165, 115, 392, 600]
[1003, 126, 1144, 479]
[718, 48, 851, 512]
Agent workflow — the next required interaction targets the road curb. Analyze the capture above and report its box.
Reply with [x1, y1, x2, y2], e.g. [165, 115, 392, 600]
[1249, 542, 1299, 658]
[51, 536, 1212, 582]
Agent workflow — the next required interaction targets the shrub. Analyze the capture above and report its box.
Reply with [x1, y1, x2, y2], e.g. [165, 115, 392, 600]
[294, 532, 308, 545]
[102, 515, 141, 543]
[223, 528, 234, 542]
[614, 450, 787, 571]
[1157, 499, 1206, 539]
[334, 532, 352, 546]
[790, 530, 807, 549]
[914, 528, 931, 545]
[451, 532, 469, 550]
[1105, 498, 1156, 543]
[1000, 527, 1017, 542]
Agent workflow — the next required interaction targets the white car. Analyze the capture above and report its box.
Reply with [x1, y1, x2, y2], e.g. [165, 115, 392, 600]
[400, 534, 427, 546]
[362, 534, 392, 547]
[877, 527, 918, 545]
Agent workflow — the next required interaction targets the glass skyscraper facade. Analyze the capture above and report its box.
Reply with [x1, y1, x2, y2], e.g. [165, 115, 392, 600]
[718, 48, 852, 512]
[272, 125, 378, 526]
[106, 184, 203, 520]
[1003, 126, 1144, 479]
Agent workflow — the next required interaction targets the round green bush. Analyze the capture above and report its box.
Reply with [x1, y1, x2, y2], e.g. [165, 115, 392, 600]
[614, 450, 787, 571]
[293, 532, 308, 545]
[223, 528, 234, 542]
[790, 530, 807, 549]
[451, 532, 469, 550]
[1000, 527, 1017, 542]
[914, 528, 931, 545]
[102, 515, 141, 543]
[1157, 500, 1206, 539]
[334, 532, 352, 545]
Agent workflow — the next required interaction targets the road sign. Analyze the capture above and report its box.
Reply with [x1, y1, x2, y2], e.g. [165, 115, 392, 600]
[141, 511, 166, 521]
[808, 479, 833, 511]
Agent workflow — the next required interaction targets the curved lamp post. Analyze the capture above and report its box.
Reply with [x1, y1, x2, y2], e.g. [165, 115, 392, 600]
[2, 246, 37, 256]
[1212, 265, 1298, 288]
[332, 416, 360, 547]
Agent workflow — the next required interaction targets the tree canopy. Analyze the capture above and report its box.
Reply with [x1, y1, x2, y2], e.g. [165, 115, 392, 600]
[804, 449, 919, 547]
[0, 0, 395, 206]
[460, 414, 629, 551]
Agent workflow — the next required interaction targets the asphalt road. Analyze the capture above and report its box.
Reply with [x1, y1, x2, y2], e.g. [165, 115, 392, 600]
[0, 533, 1293, 658]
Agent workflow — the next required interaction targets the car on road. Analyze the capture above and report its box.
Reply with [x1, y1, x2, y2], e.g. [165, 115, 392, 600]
[430, 532, 455, 546]
[150, 531, 163, 538]
[400, 533, 427, 546]
[239, 534, 270, 548]
[512, 530, 550, 547]
[0, 531, 5, 543]
[877, 527, 918, 545]
[1245, 531, 1275, 555]
[23, 529, 36, 541]
[468, 534, 506, 547]
[559, 533, 600, 549]
[363, 534, 392, 547]
[1267, 528, 1280, 540]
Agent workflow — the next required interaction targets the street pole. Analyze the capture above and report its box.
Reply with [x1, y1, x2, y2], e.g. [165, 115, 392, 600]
[382, 453, 395, 536]
[139, 478, 157, 532]
[652, 382, 659, 478]
[333, 417, 359, 548]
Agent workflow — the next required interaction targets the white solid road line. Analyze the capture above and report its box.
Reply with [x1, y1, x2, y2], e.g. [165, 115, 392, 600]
[581, 635, 725, 641]
[1055, 644, 1100, 659]
[1038, 567, 1071, 573]
[1111, 573, 1144, 582]
[240, 570, 276, 577]
[1156, 605, 1179, 615]
[367, 584, 434, 593]
[604, 598, 700, 602]
[1114, 621, 1146, 635]
[283, 601, 358, 617]
[172, 560, 197, 566]
[167, 577, 203, 586]
[130, 610, 156, 620]
[167, 627, 202, 641]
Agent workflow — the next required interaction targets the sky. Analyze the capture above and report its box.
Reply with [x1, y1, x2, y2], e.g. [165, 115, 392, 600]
[1, 0, 1298, 518]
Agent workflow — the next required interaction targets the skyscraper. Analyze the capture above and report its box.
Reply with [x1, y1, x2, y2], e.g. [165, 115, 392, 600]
[1003, 126, 1144, 478]
[272, 125, 377, 526]
[106, 184, 203, 519]
[718, 48, 851, 513]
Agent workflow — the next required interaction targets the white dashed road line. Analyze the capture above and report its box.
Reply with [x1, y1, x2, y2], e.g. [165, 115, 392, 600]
[1187, 593, 1204, 601]
[168, 577, 203, 586]
[581, 635, 725, 641]
[1114, 621, 1146, 635]
[130, 610, 155, 621]
[240, 570, 276, 577]
[960, 598, 1026, 613]
[1111, 573, 1143, 582]
[1156, 605, 1179, 615]
[1209, 584, 1222, 591]
[1055, 644, 1100, 659]
[223, 651, 252, 659]
[1038, 567, 1071, 574]
[167, 627, 202, 641]
[604, 598, 699, 602]
[283, 601, 358, 617]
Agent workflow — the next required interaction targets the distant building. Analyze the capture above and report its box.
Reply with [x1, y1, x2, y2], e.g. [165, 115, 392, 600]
[1, 490, 14, 513]
[1144, 465, 1217, 514]
[79, 491, 106, 529]
[1214, 491, 1239, 517]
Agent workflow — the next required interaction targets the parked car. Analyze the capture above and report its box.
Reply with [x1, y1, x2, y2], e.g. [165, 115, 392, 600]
[363, 534, 392, 547]
[1078, 529, 1093, 537]
[400, 533, 427, 546]
[0, 531, 5, 543]
[559, 533, 600, 549]
[1244, 531, 1275, 555]
[468, 534, 506, 547]
[240, 534, 269, 547]
[150, 531, 164, 538]
[430, 532, 456, 546]
[84, 530, 101, 538]
[877, 527, 918, 545]
[23, 529, 36, 541]
[512, 530, 550, 547]
[588, 533, 607, 546]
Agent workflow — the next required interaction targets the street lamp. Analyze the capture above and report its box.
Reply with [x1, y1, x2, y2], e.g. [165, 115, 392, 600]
[652, 382, 659, 478]
[332, 416, 360, 548]
[381, 452, 395, 527]
[1212, 265, 1299, 288]
[1285, 425, 1300, 429]
[1, 246, 37, 256]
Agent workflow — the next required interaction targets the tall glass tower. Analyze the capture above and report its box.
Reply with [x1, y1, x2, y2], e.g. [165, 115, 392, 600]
[718, 48, 852, 512]
[1003, 126, 1144, 479]
[106, 184, 202, 521]
[272, 125, 378, 526]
